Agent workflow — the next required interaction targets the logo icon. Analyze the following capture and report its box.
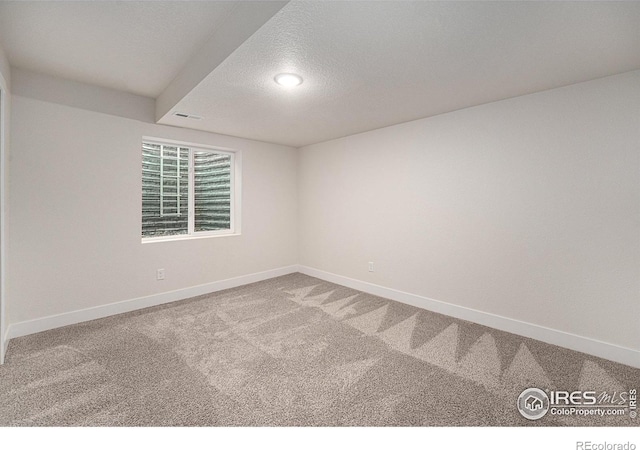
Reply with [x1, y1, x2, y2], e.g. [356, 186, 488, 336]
[518, 388, 550, 420]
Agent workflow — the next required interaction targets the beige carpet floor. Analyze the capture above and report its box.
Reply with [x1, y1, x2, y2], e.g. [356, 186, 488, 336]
[1, 273, 638, 426]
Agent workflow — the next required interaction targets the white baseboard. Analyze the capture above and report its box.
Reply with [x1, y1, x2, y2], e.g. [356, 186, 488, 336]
[1, 328, 8, 365]
[298, 265, 640, 369]
[6, 265, 298, 342]
[5, 264, 639, 369]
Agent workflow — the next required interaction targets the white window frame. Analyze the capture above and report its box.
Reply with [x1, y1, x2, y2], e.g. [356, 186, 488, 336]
[142, 137, 241, 243]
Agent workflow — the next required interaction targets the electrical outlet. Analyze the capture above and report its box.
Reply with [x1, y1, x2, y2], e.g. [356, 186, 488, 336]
[368, 262, 374, 272]
[157, 268, 165, 280]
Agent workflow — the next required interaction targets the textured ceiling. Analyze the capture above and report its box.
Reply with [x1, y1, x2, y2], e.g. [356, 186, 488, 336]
[1, 1, 639, 147]
[0, 1, 238, 97]
[160, 1, 640, 147]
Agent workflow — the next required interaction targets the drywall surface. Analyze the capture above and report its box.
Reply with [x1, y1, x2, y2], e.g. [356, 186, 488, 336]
[298, 71, 640, 351]
[12, 68, 154, 123]
[8, 94, 297, 324]
[0, 43, 10, 362]
[0, 44, 9, 90]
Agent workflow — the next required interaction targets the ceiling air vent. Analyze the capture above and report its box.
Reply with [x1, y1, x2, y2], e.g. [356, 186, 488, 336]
[173, 112, 203, 120]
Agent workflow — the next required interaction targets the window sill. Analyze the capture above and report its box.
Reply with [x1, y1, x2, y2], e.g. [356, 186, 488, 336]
[142, 232, 241, 244]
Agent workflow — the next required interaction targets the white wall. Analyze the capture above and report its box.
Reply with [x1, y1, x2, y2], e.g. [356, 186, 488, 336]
[7, 73, 297, 325]
[0, 44, 9, 89]
[299, 71, 640, 353]
[12, 68, 153, 123]
[0, 43, 10, 362]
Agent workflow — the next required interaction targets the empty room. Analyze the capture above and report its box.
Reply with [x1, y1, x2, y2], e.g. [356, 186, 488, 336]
[0, 0, 638, 442]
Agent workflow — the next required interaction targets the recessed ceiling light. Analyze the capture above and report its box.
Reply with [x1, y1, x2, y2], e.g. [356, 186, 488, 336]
[274, 73, 303, 88]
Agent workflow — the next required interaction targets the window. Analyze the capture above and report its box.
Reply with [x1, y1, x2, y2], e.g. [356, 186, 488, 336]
[141, 138, 238, 240]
